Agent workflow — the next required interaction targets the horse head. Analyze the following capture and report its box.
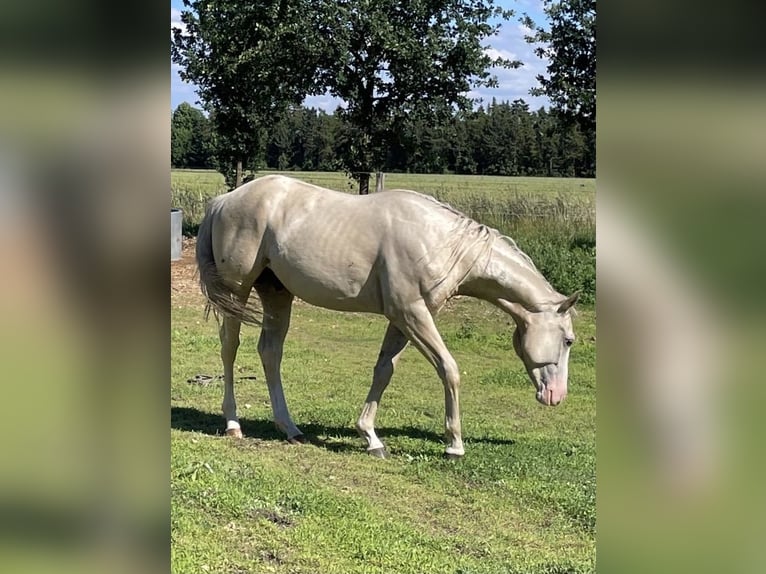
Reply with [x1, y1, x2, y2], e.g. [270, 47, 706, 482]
[509, 292, 579, 406]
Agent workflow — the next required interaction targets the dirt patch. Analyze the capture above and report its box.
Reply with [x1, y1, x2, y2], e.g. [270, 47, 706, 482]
[251, 508, 295, 528]
[171, 236, 205, 306]
[172, 236, 316, 311]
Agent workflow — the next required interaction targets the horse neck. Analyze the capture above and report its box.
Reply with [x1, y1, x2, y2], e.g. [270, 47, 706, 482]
[459, 236, 560, 310]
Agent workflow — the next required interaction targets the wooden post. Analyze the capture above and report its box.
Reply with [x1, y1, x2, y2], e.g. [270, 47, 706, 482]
[235, 159, 243, 188]
[358, 172, 370, 195]
[375, 171, 385, 193]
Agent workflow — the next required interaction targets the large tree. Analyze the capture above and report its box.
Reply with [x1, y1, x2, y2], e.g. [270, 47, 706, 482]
[319, 0, 520, 193]
[174, 0, 519, 192]
[523, 0, 595, 175]
[171, 102, 215, 169]
[171, 0, 327, 187]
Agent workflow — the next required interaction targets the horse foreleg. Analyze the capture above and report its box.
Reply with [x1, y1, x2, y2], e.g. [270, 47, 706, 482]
[356, 322, 409, 457]
[220, 315, 243, 438]
[256, 286, 303, 442]
[397, 303, 465, 458]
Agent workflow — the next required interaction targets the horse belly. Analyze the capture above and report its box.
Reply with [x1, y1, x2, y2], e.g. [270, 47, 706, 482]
[267, 257, 383, 313]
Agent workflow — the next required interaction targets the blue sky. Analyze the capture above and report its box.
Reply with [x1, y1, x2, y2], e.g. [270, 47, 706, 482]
[171, 0, 550, 112]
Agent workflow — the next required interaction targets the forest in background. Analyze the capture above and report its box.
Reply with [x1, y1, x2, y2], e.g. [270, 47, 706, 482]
[171, 99, 594, 179]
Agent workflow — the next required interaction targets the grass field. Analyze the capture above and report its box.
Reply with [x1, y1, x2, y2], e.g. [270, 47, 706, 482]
[172, 276, 596, 573]
[171, 170, 594, 232]
[171, 169, 595, 196]
[171, 168, 596, 572]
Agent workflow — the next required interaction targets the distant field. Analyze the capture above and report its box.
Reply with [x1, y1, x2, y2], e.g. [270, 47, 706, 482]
[171, 169, 594, 231]
[171, 169, 594, 205]
[260, 170, 594, 197]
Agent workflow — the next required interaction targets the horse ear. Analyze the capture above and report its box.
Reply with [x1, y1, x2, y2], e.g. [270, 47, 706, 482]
[557, 292, 580, 314]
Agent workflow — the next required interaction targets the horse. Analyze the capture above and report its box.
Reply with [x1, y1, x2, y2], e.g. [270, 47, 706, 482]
[195, 175, 578, 458]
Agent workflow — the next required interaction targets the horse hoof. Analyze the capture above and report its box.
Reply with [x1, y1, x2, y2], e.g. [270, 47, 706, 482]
[287, 434, 307, 445]
[444, 452, 464, 461]
[226, 428, 243, 439]
[367, 447, 389, 459]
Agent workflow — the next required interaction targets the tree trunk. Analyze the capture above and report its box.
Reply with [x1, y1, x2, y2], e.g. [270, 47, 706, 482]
[358, 172, 370, 195]
[235, 159, 243, 188]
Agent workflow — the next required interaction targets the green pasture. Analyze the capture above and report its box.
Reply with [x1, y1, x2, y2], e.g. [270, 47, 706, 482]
[171, 170, 593, 228]
[171, 297, 596, 573]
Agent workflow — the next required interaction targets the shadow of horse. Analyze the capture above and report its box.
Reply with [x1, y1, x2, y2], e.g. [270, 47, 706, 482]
[171, 406, 515, 454]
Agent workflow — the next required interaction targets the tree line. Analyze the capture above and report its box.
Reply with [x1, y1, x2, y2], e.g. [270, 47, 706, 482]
[172, 98, 594, 178]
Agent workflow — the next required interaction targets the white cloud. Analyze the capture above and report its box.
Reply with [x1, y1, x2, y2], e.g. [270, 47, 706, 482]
[474, 17, 551, 109]
[517, 23, 535, 38]
[304, 93, 346, 112]
[171, 8, 187, 37]
[484, 47, 518, 62]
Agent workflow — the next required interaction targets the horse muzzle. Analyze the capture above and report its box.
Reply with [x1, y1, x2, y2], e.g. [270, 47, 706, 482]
[536, 386, 567, 406]
[534, 365, 568, 406]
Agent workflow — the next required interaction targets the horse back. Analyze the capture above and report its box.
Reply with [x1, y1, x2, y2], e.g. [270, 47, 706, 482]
[211, 176, 470, 313]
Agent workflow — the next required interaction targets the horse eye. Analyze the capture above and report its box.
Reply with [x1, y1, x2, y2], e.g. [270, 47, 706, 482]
[564, 337, 574, 347]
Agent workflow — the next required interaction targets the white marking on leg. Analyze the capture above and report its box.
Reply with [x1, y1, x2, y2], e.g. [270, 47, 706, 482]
[267, 380, 302, 438]
[357, 402, 385, 451]
[220, 316, 242, 435]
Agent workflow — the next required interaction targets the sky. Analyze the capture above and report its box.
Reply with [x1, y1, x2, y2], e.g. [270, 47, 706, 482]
[170, 0, 551, 113]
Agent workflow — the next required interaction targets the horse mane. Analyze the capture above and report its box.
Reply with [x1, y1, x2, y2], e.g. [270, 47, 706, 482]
[394, 189, 542, 276]
[390, 190, 501, 293]
[392, 189, 572, 311]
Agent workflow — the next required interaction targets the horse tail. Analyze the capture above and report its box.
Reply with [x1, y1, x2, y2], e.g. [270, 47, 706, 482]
[196, 196, 262, 325]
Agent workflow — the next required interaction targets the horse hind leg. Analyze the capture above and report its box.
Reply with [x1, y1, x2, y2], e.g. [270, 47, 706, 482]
[217, 255, 264, 438]
[356, 323, 409, 458]
[254, 274, 303, 442]
[220, 313, 244, 438]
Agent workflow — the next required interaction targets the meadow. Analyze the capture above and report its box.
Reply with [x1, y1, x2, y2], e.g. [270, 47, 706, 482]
[171, 169, 596, 573]
[171, 170, 594, 227]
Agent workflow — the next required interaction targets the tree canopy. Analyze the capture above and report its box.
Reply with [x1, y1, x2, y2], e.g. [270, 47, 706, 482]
[171, 0, 328, 186]
[317, 0, 519, 191]
[171, 102, 215, 169]
[170, 99, 593, 177]
[523, 0, 595, 172]
[172, 0, 520, 191]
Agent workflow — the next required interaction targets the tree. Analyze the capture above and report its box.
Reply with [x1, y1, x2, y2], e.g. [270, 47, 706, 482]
[253, 101, 593, 177]
[171, 102, 215, 169]
[523, 0, 595, 174]
[317, 0, 520, 193]
[171, 0, 327, 188]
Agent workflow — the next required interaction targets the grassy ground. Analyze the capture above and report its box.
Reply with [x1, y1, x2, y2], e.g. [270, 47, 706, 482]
[171, 262, 596, 573]
[171, 170, 594, 229]
[171, 168, 596, 571]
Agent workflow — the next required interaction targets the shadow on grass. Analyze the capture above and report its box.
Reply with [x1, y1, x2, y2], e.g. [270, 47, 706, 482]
[171, 406, 515, 454]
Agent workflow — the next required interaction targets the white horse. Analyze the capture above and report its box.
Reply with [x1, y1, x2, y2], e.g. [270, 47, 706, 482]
[196, 175, 578, 458]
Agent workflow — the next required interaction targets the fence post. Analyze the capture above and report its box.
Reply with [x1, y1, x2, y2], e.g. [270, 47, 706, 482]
[375, 171, 385, 193]
[358, 172, 370, 195]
